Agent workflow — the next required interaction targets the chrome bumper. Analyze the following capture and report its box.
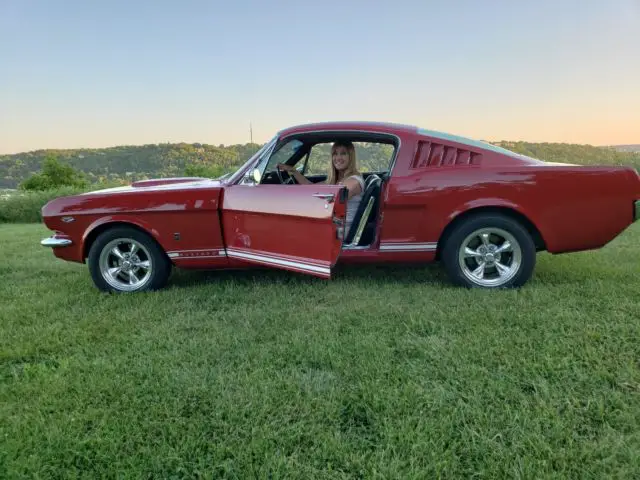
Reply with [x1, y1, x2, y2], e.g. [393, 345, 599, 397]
[635, 200, 640, 222]
[41, 237, 73, 247]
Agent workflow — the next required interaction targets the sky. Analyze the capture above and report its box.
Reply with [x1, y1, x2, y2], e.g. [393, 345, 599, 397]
[0, 0, 639, 154]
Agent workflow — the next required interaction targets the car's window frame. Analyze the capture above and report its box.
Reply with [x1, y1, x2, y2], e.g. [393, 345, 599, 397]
[230, 130, 402, 185]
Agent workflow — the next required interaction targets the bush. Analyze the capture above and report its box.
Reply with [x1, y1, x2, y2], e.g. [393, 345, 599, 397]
[184, 163, 226, 178]
[0, 187, 88, 223]
[20, 155, 88, 191]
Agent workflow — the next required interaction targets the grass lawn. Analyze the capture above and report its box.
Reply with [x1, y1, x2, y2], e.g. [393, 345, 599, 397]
[1, 223, 639, 478]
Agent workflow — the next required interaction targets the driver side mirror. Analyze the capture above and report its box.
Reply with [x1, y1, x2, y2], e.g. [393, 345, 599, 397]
[252, 168, 262, 184]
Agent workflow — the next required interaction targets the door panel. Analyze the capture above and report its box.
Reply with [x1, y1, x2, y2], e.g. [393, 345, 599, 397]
[221, 184, 347, 278]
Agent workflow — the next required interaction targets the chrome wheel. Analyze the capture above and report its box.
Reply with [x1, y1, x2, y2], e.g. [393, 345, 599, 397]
[458, 227, 522, 287]
[98, 238, 153, 292]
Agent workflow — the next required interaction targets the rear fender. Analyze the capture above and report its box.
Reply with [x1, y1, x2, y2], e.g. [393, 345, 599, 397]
[442, 198, 549, 247]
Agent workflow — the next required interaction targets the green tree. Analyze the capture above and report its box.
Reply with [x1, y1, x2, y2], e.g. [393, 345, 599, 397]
[184, 163, 226, 178]
[19, 154, 88, 191]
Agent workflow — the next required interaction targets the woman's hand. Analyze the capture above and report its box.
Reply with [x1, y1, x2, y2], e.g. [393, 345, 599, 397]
[275, 163, 312, 184]
[276, 163, 294, 172]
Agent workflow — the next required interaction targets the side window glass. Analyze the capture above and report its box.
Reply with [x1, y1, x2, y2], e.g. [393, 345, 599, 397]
[306, 144, 331, 175]
[354, 142, 395, 173]
[306, 142, 395, 175]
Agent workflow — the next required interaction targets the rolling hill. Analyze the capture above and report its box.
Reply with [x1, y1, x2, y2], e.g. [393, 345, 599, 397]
[1, 140, 639, 189]
[609, 144, 640, 153]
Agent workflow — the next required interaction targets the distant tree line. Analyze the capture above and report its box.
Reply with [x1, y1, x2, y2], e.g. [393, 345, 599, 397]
[493, 141, 640, 168]
[4, 140, 639, 191]
[1, 142, 263, 190]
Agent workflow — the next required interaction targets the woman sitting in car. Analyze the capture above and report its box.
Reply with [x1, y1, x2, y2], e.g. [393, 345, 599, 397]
[277, 140, 364, 234]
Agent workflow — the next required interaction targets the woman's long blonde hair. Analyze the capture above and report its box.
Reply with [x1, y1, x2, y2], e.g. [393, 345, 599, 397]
[327, 140, 360, 185]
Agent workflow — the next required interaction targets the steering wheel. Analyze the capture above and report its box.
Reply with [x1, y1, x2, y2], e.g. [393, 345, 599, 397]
[276, 166, 297, 185]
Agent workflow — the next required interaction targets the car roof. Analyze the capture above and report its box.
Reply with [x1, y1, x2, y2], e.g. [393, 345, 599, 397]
[278, 121, 419, 137]
[277, 121, 539, 162]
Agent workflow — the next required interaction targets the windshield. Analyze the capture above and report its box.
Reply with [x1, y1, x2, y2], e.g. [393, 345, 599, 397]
[262, 139, 303, 175]
[227, 136, 278, 184]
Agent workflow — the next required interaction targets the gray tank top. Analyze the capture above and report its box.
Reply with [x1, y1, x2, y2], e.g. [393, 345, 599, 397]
[341, 175, 365, 234]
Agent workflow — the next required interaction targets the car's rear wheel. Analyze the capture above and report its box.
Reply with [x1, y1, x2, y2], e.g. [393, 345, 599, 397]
[441, 214, 536, 288]
[88, 227, 171, 293]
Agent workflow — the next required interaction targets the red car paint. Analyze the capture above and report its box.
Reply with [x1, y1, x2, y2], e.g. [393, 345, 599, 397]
[41, 122, 640, 279]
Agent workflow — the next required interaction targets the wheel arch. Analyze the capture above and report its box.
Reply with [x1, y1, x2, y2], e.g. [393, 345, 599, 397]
[82, 219, 168, 261]
[435, 206, 547, 260]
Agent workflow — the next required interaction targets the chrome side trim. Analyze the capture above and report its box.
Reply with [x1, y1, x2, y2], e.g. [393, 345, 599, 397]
[41, 237, 73, 247]
[226, 248, 330, 275]
[312, 193, 335, 202]
[379, 242, 437, 252]
[341, 245, 372, 251]
[170, 255, 225, 260]
[634, 200, 640, 222]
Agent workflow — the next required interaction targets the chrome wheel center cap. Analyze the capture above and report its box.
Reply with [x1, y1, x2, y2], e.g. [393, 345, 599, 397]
[485, 253, 495, 263]
[122, 260, 132, 270]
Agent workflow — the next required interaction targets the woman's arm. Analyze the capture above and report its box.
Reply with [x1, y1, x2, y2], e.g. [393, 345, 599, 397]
[342, 176, 364, 199]
[276, 164, 312, 184]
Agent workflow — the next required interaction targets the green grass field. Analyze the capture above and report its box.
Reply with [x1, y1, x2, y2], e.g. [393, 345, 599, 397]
[1, 223, 639, 478]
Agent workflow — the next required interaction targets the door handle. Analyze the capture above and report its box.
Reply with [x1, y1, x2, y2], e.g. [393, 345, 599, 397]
[312, 193, 334, 203]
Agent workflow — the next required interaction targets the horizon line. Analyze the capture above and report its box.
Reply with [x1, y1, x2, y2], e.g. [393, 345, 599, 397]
[2, 138, 639, 156]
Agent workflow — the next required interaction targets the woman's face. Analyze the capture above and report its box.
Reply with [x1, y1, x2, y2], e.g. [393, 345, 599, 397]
[332, 146, 350, 171]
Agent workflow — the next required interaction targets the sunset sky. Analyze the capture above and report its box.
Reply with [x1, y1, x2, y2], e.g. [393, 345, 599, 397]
[1, 0, 638, 154]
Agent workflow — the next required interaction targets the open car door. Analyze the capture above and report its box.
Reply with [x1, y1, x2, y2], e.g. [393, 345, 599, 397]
[221, 184, 347, 278]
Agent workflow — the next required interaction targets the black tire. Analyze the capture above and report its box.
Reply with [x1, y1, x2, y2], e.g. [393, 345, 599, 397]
[87, 226, 171, 293]
[441, 214, 536, 289]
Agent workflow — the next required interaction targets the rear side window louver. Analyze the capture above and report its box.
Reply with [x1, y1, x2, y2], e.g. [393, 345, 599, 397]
[411, 141, 482, 168]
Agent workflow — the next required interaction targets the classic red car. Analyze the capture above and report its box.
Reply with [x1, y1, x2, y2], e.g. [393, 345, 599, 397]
[41, 121, 640, 292]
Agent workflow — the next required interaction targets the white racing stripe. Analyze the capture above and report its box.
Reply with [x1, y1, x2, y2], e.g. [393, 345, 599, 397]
[226, 248, 330, 275]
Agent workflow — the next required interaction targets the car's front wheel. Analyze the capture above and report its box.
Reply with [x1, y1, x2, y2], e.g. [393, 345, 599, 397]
[441, 214, 536, 288]
[87, 227, 171, 293]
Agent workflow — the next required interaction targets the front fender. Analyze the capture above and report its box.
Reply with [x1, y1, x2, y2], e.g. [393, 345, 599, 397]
[82, 215, 166, 259]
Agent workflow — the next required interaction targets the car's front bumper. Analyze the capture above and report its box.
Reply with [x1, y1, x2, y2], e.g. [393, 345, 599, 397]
[41, 236, 73, 247]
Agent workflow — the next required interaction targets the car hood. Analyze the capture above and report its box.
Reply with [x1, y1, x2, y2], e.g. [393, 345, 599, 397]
[42, 176, 225, 221]
[80, 176, 223, 195]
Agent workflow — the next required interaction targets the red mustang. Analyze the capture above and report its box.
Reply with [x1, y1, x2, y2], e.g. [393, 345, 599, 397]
[41, 122, 640, 292]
